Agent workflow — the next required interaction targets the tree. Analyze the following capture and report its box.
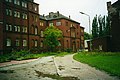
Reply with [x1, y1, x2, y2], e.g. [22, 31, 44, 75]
[43, 26, 62, 51]
[84, 32, 92, 40]
[92, 15, 98, 39]
[92, 15, 110, 39]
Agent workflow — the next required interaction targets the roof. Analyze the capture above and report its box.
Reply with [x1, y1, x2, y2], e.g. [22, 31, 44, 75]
[39, 11, 80, 24]
[112, 0, 120, 8]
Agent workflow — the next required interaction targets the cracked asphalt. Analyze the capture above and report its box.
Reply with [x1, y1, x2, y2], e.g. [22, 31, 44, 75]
[0, 54, 119, 80]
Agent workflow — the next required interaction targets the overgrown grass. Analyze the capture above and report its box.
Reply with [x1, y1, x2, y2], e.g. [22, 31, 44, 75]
[0, 50, 72, 63]
[73, 52, 120, 77]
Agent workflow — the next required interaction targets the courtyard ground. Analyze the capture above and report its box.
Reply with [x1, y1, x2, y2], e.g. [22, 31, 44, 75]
[0, 54, 119, 80]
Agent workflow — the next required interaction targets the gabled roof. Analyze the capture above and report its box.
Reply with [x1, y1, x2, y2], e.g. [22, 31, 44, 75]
[40, 12, 80, 24]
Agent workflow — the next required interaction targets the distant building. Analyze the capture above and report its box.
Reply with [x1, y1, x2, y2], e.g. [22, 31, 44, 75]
[40, 11, 84, 52]
[0, 0, 84, 54]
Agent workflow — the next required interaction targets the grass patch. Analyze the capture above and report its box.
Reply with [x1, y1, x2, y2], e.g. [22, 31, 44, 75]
[0, 51, 72, 63]
[73, 52, 120, 77]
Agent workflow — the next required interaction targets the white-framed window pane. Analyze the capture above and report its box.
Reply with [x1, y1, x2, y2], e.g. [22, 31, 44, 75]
[9, 25, 12, 31]
[23, 40, 27, 47]
[56, 22, 61, 26]
[40, 41, 43, 47]
[9, 10, 12, 16]
[15, 39, 20, 46]
[18, 26, 20, 32]
[6, 39, 11, 46]
[6, 9, 9, 15]
[17, 12, 20, 18]
[35, 28, 38, 35]
[41, 31, 44, 37]
[35, 40, 37, 47]
[6, 24, 9, 31]
[14, 26, 17, 31]
[49, 23, 53, 26]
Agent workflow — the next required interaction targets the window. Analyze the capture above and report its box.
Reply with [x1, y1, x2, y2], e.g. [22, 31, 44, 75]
[14, 26, 17, 31]
[56, 21, 61, 26]
[35, 27, 38, 35]
[14, 11, 20, 18]
[6, 24, 12, 31]
[6, 24, 9, 31]
[6, 39, 11, 46]
[23, 40, 27, 47]
[22, 26, 27, 33]
[22, 2, 27, 8]
[6, 0, 12, 2]
[22, 13, 27, 19]
[40, 41, 43, 47]
[66, 22, 68, 26]
[35, 16, 38, 22]
[15, 39, 20, 46]
[34, 6, 37, 11]
[81, 29, 84, 33]
[35, 40, 38, 47]
[6, 9, 12, 16]
[81, 36, 84, 40]
[49, 23, 53, 26]
[40, 22, 44, 26]
[40, 30, 44, 37]
[14, 25, 20, 32]
[14, 0, 20, 5]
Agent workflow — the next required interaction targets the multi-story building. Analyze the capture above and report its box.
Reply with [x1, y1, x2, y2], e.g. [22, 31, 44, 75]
[40, 12, 84, 51]
[0, 0, 84, 54]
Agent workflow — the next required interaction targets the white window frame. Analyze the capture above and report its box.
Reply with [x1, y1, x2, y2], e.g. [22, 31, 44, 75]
[40, 30, 44, 37]
[35, 27, 38, 35]
[6, 39, 11, 46]
[15, 39, 20, 46]
[35, 40, 38, 47]
[56, 21, 61, 26]
[23, 40, 27, 47]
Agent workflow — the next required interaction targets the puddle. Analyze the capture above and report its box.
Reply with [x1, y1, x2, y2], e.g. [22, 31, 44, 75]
[35, 70, 80, 80]
[58, 65, 65, 71]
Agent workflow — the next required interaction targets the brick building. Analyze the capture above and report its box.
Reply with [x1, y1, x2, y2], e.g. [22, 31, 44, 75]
[107, 0, 120, 51]
[0, 0, 84, 54]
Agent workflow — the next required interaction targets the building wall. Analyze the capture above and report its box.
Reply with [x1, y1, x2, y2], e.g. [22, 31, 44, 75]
[0, 0, 84, 53]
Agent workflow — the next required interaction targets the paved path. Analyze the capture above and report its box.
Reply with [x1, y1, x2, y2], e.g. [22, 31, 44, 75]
[0, 54, 119, 80]
[54, 54, 119, 80]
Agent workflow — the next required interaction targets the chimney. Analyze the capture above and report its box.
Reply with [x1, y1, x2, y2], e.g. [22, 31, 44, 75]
[107, 1, 111, 9]
[57, 11, 59, 16]
[49, 12, 53, 18]
[69, 15, 71, 19]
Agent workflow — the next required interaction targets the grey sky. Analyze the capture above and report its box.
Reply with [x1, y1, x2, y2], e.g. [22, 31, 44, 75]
[34, 0, 117, 33]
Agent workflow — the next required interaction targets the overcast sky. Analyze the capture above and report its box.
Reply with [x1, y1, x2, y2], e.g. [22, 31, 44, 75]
[34, 0, 117, 33]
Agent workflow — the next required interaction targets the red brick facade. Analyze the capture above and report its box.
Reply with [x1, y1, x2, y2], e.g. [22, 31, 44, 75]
[0, 0, 84, 53]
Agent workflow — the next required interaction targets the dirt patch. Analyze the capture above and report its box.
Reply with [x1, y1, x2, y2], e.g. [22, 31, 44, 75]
[35, 70, 80, 80]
